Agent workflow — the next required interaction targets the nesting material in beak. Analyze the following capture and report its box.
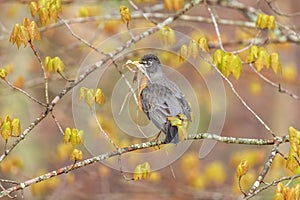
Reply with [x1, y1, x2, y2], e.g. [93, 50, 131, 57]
[125, 59, 151, 81]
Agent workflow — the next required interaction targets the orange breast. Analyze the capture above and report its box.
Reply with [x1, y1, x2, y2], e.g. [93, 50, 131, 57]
[138, 76, 148, 111]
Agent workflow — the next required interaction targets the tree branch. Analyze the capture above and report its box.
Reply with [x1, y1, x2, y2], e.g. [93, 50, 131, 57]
[200, 56, 276, 137]
[246, 139, 282, 197]
[249, 63, 299, 100]
[0, 133, 288, 198]
[245, 174, 300, 199]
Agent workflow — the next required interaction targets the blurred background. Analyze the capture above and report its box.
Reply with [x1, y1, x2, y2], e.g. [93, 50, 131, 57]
[0, 0, 299, 199]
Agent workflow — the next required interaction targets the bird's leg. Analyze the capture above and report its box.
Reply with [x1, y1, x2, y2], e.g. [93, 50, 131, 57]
[151, 131, 162, 149]
[152, 131, 161, 142]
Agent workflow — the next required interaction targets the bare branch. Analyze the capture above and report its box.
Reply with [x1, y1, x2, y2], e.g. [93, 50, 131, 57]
[249, 63, 299, 100]
[58, 16, 99, 53]
[0, 133, 288, 198]
[50, 112, 64, 136]
[201, 56, 276, 137]
[265, 0, 300, 17]
[205, 3, 225, 52]
[245, 174, 300, 199]
[114, 62, 139, 106]
[246, 139, 282, 197]
[128, 0, 158, 25]
[38, 4, 164, 32]
[3, 79, 47, 107]
[29, 41, 49, 105]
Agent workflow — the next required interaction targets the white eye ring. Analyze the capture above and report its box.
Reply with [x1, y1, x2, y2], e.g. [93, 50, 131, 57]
[148, 60, 153, 65]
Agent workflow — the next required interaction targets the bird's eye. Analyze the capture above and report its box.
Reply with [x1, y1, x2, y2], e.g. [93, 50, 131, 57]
[148, 60, 153, 65]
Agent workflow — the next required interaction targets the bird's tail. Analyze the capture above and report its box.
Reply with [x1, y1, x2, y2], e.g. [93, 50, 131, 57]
[164, 122, 179, 144]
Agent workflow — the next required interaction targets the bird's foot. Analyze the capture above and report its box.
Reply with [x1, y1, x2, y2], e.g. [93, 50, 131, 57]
[150, 131, 161, 149]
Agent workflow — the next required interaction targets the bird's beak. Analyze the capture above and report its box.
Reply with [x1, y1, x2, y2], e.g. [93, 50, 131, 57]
[133, 60, 151, 81]
[129, 60, 145, 69]
[125, 60, 141, 70]
[129, 60, 144, 70]
[132, 60, 140, 65]
[125, 59, 151, 81]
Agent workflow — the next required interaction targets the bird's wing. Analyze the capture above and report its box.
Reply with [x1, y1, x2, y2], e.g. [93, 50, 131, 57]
[161, 79, 192, 121]
[140, 84, 183, 131]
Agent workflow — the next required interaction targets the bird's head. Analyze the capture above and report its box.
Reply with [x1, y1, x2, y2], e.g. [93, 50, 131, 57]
[139, 54, 163, 80]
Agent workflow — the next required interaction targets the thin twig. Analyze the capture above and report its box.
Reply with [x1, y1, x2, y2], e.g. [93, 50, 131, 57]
[238, 176, 247, 196]
[205, 3, 225, 51]
[231, 30, 263, 54]
[265, 0, 300, 17]
[114, 62, 139, 106]
[58, 71, 74, 83]
[119, 91, 132, 115]
[0, 21, 10, 34]
[93, 110, 119, 150]
[3, 79, 47, 107]
[58, 16, 99, 52]
[245, 173, 300, 199]
[0, 179, 18, 185]
[58, 23, 105, 54]
[128, 0, 158, 25]
[201, 56, 276, 137]
[59, 15, 117, 61]
[249, 63, 299, 100]
[58, 16, 108, 63]
[29, 41, 49, 105]
[50, 111, 64, 136]
[0, 179, 19, 198]
[126, 21, 134, 40]
[277, 150, 288, 160]
[293, 154, 300, 166]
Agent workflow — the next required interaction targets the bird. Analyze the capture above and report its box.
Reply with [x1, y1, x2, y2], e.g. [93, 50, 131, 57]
[137, 54, 192, 143]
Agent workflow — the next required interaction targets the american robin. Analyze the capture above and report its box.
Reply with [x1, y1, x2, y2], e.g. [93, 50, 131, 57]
[137, 54, 192, 143]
